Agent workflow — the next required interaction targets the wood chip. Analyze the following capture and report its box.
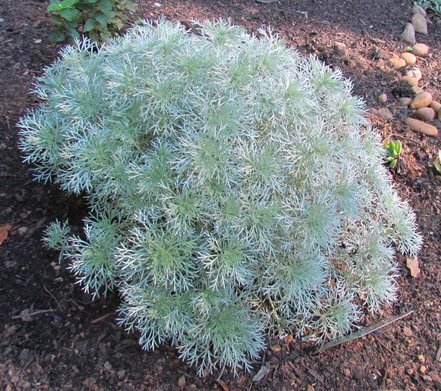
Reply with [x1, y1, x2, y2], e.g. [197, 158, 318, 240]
[307, 368, 324, 384]
[406, 256, 420, 278]
[215, 379, 229, 391]
[0, 223, 12, 245]
[252, 364, 270, 382]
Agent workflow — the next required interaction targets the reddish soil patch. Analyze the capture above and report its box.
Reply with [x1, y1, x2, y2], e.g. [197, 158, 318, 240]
[1, 1, 440, 390]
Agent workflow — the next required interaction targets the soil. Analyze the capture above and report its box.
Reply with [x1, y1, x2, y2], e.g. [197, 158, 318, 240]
[1, 0, 440, 390]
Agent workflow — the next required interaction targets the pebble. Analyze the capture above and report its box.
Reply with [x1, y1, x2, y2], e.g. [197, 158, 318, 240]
[412, 43, 429, 56]
[18, 226, 28, 235]
[406, 67, 422, 81]
[412, 86, 424, 95]
[401, 23, 416, 45]
[389, 56, 406, 69]
[412, 3, 427, 16]
[412, 13, 428, 34]
[414, 107, 435, 121]
[430, 101, 441, 112]
[372, 108, 393, 121]
[400, 52, 417, 65]
[405, 118, 438, 136]
[399, 97, 413, 106]
[403, 326, 413, 337]
[420, 365, 428, 374]
[343, 368, 351, 377]
[178, 375, 186, 391]
[410, 91, 433, 109]
[378, 93, 388, 103]
[402, 76, 419, 87]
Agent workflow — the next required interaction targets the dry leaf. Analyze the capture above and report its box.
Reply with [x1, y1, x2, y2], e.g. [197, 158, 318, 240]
[0, 223, 12, 245]
[406, 256, 420, 277]
[271, 344, 281, 352]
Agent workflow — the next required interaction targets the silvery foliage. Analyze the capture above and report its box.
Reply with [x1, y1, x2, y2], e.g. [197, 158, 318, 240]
[19, 20, 422, 375]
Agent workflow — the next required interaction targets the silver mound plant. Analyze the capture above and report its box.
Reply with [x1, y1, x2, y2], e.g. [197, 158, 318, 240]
[19, 20, 422, 375]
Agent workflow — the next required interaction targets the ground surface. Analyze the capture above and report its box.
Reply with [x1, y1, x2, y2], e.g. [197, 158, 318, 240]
[0, 0, 440, 390]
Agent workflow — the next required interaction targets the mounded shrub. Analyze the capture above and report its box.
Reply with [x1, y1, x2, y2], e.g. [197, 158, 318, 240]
[19, 20, 422, 375]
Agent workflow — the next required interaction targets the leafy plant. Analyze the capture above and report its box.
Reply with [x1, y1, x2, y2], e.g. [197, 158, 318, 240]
[432, 150, 441, 174]
[18, 20, 422, 375]
[384, 139, 402, 168]
[47, 0, 136, 43]
[418, 0, 441, 17]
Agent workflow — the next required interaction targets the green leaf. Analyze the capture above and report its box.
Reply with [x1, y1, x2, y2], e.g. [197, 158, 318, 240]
[98, 0, 113, 13]
[59, 8, 81, 22]
[434, 160, 441, 174]
[48, 0, 78, 11]
[83, 18, 97, 32]
[48, 30, 66, 42]
[396, 140, 402, 155]
[95, 14, 108, 27]
[100, 30, 112, 41]
[124, 1, 137, 12]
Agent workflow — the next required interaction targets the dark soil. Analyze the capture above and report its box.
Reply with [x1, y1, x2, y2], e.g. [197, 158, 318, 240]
[1, 0, 440, 390]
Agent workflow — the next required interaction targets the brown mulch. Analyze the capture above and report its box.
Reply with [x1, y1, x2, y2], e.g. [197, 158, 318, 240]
[0, 1, 440, 390]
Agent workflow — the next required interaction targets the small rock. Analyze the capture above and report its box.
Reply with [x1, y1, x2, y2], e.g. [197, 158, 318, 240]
[412, 13, 428, 34]
[399, 97, 413, 106]
[412, 86, 424, 95]
[407, 368, 414, 376]
[405, 118, 438, 136]
[178, 375, 186, 391]
[117, 370, 126, 379]
[19, 349, 32, 365]
[412, 3, 427, 16]
[372, 108, 393, 121]
[418, 354, 426, 363]
[4, 325, 17, 337]
[430, 101, 441, 112]
[6, 385, 12, 391]
[420, 365, 428, 374]
[18, 226, 28, 235]
[410, 91, 432, 109]
[400, 52, 417, 65]
[402, 76, 419, 87]
[414, 107, 435, 121]
[403, 326, 413, 337]
[406, 67, 422, 81]
[401, 23, 416, 45]
[378, 93, 388, 103]
[389, 56, 407, 69]
[104, 361, 112, 371]
[412, 43, 429, 57]
[343, 368, 351, 377]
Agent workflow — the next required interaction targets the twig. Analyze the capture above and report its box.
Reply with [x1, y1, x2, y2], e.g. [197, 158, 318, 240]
[11, 309, 54, 321]
[43, 284, 63, 312]
[313, 310, 414, 354]
[91, 312, 113, 324]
